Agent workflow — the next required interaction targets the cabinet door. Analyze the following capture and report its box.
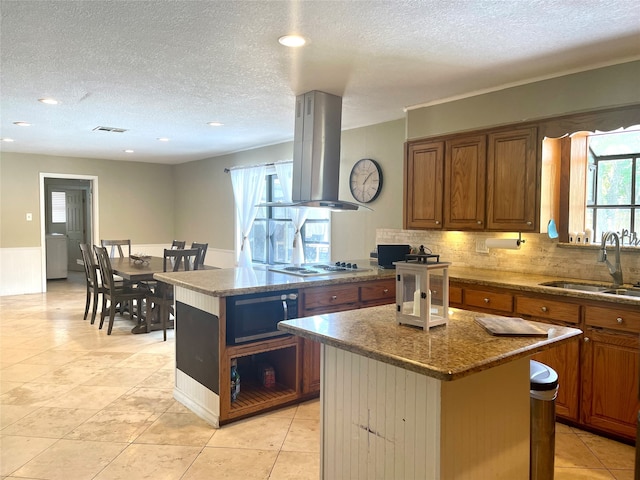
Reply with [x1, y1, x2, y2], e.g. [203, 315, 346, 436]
[532, 334, 581, 421]
[302, 338, 321, 394]
[404, 141, 444, 229]
[582, 328, 640, 440]
[486, 127, 537, 231]
[444, 135, 486, 229]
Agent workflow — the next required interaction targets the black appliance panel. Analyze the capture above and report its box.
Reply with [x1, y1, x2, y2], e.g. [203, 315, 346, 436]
[176, 302, 219, 394]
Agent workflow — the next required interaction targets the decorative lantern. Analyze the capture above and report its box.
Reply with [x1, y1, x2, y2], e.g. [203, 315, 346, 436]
[395, 257, 450, 331]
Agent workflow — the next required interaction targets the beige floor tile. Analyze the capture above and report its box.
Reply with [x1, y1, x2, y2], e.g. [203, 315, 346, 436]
[0, 348, 41, 365]
[554, 468, 616, 479]
[556, 422, 576, 434]
[115, 352, 172, 369]
[64, 409, 156, 442]
[137, 368, 174, 388]
[81, 366, 156, 387]
[578, 431, 636, 470]
[93, 443, 201, 480]
[295, 398, 320, 419]
[44, 384, 130, 409]
[1, 406, 98, 438]
[73, 350, 135, 366]
[0, 362, 59, 383]
[103, 386, 175, 412]
[19, 348, 86, 365]
[0, 403, 40, 429]
[610, 470, 635, 480]
[0, 380, 23, 394]
[0, 435, 58, 476]
[555, 431, 606, 469]
[134, 411, 215, 446]
[0, 382, 76, 407]
[258, 403, 297, 420]
[11, 438, 127, 480]
[166, 399, 197, 414]
[281, 418, 320, 453]
[33, 363, 107, 385]
[269, 450, 320, 480]
[182, 446, 277, 480]
[208, 416, 292, 450]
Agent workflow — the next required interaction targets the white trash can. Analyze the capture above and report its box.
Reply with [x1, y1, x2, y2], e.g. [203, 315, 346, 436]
[530, 360, 559, 480]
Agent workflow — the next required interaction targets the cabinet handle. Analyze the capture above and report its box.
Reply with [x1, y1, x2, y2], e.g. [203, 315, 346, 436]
[584, 337, 590, 342]
[541, 306, 548, 313]
[526, 221, 532, 226]
[616, 317, 623, 324]
[383, 289, 389, 294]
[477, 220, 482, 225]
[483, 297, 490, 303]
[331, 295, 338, 301]
[435, 220, 440, 225]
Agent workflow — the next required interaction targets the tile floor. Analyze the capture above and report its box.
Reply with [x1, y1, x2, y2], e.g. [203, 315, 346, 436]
[0, 272, 635, 479]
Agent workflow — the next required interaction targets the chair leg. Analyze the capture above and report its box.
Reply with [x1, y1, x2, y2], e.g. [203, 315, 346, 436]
[90, 290, 100, 324]
[98, 296, 107, 329]
[161, 301, 167, 342]
[107, 301, 117, 335]
[84, 287, 91, 320]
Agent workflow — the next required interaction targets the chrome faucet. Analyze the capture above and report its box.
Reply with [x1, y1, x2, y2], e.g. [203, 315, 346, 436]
[598, 231, 623, 287]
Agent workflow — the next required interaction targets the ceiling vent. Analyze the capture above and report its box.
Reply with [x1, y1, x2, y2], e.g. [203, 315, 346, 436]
[92, 126, 128, 133]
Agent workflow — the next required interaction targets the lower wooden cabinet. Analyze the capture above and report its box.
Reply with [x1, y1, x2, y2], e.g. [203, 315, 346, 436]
[581, 328, 640, 439]
[302, 338, 321, 394]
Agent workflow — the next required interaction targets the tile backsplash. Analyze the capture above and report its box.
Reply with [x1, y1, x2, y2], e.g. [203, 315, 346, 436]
[375, 229, 640, 284]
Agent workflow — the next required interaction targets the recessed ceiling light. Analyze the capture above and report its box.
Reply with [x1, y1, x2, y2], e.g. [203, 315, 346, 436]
[207, 122, 224, 127]
[13, 121, 31, 127]
[157, 137, 170, 142]
[38, 98, 59, 105]
[124, 149, 134, 153]
[1, 138, 15, 142]
[278, 35, 306, 47]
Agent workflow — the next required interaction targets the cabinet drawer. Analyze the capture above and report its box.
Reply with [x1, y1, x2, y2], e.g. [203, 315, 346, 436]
[360, 279, 395, 303]
[303, 285, 359, 311]
[449, 285, 463, 305]
[465, 289, 513, 313]
[584, 305, 640, 334]
[515, 296, 580, 324]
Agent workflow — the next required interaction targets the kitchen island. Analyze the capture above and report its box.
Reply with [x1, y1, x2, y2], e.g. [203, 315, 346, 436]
[278, 304, 582, 480]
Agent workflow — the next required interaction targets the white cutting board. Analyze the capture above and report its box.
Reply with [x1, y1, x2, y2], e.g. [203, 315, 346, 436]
[475, 316, 548, 337]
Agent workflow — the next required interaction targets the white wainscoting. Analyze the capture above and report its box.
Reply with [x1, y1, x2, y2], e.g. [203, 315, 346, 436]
[0, 247, 43, 296]
[321, 345, 529, 480]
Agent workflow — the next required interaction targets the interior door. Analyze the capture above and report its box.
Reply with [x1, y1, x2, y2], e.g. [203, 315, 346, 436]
[65, 189, 86, 271]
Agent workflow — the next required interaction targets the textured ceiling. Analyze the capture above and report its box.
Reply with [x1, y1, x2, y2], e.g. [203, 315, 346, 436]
[1, 0, 639, 165]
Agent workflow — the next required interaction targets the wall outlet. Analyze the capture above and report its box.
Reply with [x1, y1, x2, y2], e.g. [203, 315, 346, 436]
[476, 239, 489, 254]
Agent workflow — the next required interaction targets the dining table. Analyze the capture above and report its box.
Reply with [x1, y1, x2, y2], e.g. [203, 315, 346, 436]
[109, 256, 216, 333]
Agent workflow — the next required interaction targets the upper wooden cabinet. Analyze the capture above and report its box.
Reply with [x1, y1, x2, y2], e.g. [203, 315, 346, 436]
[405, 126, 538, 231]
[444, 135, 486, 229]
[486, 127, 538, 231]
[404, 141, 444, 229]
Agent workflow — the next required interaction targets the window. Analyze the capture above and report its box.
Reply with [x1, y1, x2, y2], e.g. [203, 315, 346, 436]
[586, 130, 640, 245]
[51, 191, 66, 223]
[250, 173, 331, 264]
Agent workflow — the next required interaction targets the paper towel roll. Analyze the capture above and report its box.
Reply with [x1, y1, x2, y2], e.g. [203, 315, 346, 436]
[486, 238, 521, 250]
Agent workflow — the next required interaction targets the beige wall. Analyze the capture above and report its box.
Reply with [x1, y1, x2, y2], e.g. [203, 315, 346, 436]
[407, 60, 640, 139]
[0, 152, 175, 248]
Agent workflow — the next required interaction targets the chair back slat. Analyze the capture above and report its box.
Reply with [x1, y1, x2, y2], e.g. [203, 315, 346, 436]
[163, 248, 200, 272]
[191, 242, 208, 265]
[79, 243, 97, 287]
[101, 239, 131, 258]
[94, 245, 116, 291]
[171, 240, 186, 249]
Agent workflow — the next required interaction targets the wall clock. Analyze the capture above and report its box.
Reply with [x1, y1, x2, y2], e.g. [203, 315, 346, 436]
[349, 158, 383, 203]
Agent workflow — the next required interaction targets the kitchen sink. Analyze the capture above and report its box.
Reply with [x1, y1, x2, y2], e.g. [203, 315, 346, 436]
[539, 281, 610, 292]
[602, 288, 640, 298]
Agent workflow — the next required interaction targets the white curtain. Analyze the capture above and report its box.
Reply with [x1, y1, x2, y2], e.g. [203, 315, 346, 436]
[230, 165, 266, 267]
[275, 161, 308, 265]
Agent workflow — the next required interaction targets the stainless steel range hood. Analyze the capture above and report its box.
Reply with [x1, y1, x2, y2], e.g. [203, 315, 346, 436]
[289, 91, 367, 211]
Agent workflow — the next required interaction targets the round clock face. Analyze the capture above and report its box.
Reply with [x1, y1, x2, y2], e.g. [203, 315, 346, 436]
[349, 158, 383, 203]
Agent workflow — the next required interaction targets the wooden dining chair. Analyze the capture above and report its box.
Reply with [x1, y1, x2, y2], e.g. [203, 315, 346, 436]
[147, 248, 200, 340]
[191, 242, 208, 266]
[171, 240, 186, 249]
[79, 243, 105, 324]
[94, 245, 148, 335]
[101, 239, 131, 258]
